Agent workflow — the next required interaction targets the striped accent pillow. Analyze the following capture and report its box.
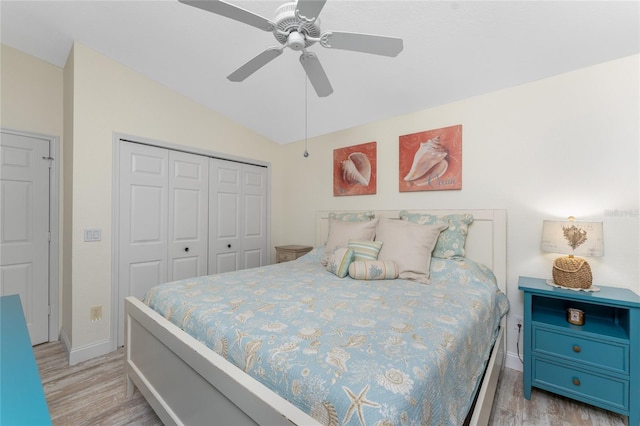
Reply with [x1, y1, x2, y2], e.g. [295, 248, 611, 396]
[326, 247, 355, 278]
[348, 260, 399, 280]
[348, 240, 383, 261]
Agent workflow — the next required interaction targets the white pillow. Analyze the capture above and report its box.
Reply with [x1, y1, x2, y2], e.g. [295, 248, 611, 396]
[321, 218, 378, 266]
[376, 218, 448, 283]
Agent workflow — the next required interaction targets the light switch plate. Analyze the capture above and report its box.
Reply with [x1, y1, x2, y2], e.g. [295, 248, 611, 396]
[84, 228, 102, 242]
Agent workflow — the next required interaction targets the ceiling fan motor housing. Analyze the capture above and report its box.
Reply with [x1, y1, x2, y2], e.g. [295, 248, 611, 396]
[273, 2, 321, 49]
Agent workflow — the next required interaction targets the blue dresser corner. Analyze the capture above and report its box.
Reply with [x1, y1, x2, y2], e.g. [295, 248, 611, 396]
[1, 294, 51, 425]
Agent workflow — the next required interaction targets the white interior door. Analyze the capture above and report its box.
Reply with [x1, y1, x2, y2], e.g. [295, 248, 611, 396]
[0, 132, 50, 345]
[118, 142, 168, 346]
[241, 165, 268, 269]
[168, 151, 208, 281]
[208, 158, 241, 274]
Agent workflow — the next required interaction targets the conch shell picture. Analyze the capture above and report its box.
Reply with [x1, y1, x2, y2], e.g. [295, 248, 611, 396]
[341, 152, 371, 186]
[403, 136, 448, 186]
[333, 142, 377, 196]
[399, 125, 462, 192]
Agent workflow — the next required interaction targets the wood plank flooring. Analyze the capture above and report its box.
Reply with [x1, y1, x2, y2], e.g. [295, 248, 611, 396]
[34, 341, 627, 425]
[34, 341, 161, 425]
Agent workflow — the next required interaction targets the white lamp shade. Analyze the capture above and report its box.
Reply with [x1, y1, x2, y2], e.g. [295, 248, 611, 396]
[541, 219, 604, 257]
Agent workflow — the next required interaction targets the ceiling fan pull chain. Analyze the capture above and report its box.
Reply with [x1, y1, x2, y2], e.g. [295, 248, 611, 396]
[303, 73, 309, 158]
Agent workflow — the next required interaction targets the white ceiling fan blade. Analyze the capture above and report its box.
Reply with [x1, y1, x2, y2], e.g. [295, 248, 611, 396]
[321, 31, 404, 57]
[227, 48, 283, 82]
[296, 0, 327, 21]
[299, 52, 333, 97]
[179, 0, 275, 32]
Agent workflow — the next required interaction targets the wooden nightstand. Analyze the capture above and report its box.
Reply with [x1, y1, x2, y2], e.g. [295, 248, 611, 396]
[275, 245, 313, 263]
[519, 276, 640, 426]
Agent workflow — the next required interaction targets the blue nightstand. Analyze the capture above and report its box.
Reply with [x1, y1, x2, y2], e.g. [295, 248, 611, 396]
[519, 276, 639, 426]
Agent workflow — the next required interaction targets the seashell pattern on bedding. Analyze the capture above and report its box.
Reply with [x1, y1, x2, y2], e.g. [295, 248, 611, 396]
[341, 152, 371, 185]
[144, 248, 509, 426]
[403, 136, 448, 186]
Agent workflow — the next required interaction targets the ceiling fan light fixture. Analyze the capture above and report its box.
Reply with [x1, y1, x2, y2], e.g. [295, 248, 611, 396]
[287, 32, 306, 51]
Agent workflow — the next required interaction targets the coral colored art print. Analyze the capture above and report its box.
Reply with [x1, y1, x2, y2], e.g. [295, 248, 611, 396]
[399, 125, 462, 192]
[333, 142, 377, 196]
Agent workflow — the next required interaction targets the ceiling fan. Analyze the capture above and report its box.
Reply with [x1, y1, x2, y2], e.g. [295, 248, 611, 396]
[179, 0, 404, 97]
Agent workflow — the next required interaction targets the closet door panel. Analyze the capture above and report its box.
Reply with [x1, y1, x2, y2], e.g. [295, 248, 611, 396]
[118, 142, 168, 346]
[168, 151, 209, 281]
[209, 159, 241, 274]
[242, 165, 268, 269]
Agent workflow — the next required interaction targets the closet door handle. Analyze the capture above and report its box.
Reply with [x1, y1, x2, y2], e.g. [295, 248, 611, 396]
[184, 247, 189, 252]
[227, 244, 232, 248]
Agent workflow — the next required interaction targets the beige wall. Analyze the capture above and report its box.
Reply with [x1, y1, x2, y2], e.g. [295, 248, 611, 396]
[1, 44, 63, 135]
[279, 54, 640, 368]
[2, 41, 638, 369]
[65, 42, 287, 357]
[1, 44, 65, 335]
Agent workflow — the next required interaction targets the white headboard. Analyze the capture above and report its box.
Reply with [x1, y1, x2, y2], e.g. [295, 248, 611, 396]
[315, 209, 507, 293]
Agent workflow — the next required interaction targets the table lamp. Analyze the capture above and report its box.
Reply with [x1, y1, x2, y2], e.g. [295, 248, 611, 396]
[541, 216, 603, 289]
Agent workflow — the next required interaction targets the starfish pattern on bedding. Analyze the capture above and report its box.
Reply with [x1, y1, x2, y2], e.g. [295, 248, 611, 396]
[342, 384, 380, 426]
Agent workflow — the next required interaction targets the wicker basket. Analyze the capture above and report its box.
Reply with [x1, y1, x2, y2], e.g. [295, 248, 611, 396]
[552, 256, 592, 289]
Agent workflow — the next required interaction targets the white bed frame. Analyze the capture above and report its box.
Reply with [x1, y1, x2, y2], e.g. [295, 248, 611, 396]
[125, 209, 507, 425]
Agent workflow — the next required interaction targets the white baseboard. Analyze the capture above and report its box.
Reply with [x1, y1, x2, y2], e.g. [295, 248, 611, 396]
[67, 337, 113, 366]
[59, 328, 71, 363]
[505, 350, 524, 371]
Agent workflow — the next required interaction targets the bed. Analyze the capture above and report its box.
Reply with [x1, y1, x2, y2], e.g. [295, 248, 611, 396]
[125, 209, 508, 425]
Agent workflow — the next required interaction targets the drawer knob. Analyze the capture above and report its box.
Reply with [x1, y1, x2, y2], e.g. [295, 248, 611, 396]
[572, 378, 581, 386]
[572, 345, 581, 353]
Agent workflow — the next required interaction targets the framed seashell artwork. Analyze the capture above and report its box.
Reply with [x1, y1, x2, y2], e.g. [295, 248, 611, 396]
[333, 141, 377, 196]
[399, 124, 462, 192]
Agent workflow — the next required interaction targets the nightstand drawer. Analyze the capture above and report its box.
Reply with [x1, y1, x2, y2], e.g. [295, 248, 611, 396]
[533, 326, 629, 374]
[533, 358, 629, 411]
[275, 245, 313, 263]
[277, 251, 297, 262]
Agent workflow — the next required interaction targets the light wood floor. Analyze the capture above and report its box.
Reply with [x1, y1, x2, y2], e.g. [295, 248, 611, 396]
[35, 341, 627, 425]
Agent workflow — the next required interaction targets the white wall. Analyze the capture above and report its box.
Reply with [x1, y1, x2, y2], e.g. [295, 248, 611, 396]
[279, 55, 640, 370]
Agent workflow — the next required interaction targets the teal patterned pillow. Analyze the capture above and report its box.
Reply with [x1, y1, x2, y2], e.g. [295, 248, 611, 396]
[326, 247, 355, 278]
[328, 211, 375, 222]
[399, 211, 473, 259]
[348, 239, 383, 261]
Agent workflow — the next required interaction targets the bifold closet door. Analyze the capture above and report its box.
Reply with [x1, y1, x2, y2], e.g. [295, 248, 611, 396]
[168, 150, 209, 281]
[208, 158, 267, 274]
[118, 142, 208, 346]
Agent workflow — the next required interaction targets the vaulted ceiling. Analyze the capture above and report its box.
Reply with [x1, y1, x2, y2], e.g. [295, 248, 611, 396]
[2, 1, 638, 143]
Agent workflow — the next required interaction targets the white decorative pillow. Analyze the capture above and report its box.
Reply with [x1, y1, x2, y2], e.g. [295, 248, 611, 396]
[376, 218, 448, 283]
[321, 218, 378, 266]
[326, 247, 355, 278]
[348, 260, 399, 280]
[348, 239, 383, 261]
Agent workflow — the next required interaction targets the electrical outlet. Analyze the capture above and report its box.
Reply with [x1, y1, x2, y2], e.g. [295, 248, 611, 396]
[90, 305, 102, 322]
[513, 315, 523, 331]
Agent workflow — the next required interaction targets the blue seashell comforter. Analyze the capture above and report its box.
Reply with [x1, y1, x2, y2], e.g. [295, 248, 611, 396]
[144, 248, 509, 426]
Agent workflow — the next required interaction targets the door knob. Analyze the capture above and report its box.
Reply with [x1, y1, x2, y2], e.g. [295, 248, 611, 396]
[184, 247, 189, 252]
[227, 244, 231, 248]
